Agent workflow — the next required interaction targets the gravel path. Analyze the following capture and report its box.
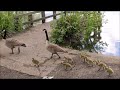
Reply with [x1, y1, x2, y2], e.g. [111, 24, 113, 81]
[0, 66, 41, 79]
[48, 53, 120, 79]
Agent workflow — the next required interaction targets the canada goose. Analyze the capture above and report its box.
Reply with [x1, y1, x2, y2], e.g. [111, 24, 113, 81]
[1, 30, 26, 54]
[43, 29, 68, 59]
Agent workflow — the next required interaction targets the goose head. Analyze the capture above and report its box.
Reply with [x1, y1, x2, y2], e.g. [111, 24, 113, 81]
[1, 29, 7, 39]
[43, 29, 47, 31]
[21, 43, 26, 47]
[43, 29, 49, 41]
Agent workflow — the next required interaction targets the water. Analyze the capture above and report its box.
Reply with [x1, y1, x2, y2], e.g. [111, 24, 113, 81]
[45, 11, 60, 22]
[101, 11, 120, 57]
[45, 11, 120, 57]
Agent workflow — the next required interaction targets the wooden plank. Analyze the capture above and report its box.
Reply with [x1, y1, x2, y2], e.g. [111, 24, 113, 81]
[64, 11, 66, 16]
[53, 11, 56, 19]
[15, 11, 41, 18]
[23, 13, 62, 25]
[13, 11, 68, 29]
[14, 17, 19, 31]
[28, 14, 33, 27]
[41, 11, 45, 23]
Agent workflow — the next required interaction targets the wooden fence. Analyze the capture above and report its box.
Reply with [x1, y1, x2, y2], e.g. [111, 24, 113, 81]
[14, 11, 67, 30]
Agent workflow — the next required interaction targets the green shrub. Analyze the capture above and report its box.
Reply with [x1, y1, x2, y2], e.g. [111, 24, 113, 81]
[0, 11, 23, 38]
[50, 11, 107, 52]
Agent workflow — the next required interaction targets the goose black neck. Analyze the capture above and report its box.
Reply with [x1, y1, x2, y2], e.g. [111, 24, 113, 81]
[3, 30, 7, 39]
[45, 30, 49, 41]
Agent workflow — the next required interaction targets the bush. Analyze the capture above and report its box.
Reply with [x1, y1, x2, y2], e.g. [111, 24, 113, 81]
[0, 11, 23, 38]
[50, 11, 107, 52]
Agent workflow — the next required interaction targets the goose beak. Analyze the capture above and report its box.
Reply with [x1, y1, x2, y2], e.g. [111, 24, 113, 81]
[1, 30, 6, 33]
[21, 44, 26, 47]
[43, 29, 46, 31]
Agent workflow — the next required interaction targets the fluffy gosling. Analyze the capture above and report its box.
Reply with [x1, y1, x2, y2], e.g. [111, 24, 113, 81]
[85, 58, 95, 67]
[105, 66, 114, 76]
[97, 61, 107, 71]
[64, 56, 74, 65]
[92, 60, 99, 65]
[79, 53, 87, 63]
[32, 58, 40, 67]
[61, 61, 72, 70]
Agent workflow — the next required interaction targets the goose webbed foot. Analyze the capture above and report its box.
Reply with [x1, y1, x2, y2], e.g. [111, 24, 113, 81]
[17, 47, 20, 54]
[58, 56, 61, 59]
[50, 53, 54, 59]
[56, 53, 61, 59]
[50, 56, 53, 59]
[98, 67, 101, 71]
[10, 48, 14, 54]
[10, 52, 14, 54]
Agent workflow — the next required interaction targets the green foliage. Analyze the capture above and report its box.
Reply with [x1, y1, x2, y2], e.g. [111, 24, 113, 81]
[50, 11, 107, 52]
[0, 12, 15, 31]
[0, 11, 23, 38]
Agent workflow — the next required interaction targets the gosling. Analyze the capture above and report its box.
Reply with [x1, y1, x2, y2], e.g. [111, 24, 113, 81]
[97, 61, 107, 71]
[79, 53, 87, 63]
[61, 61, 72, 70]
[64, 56, 74, 65]
[32, 58, 40, 67]
[85, 58, 95, 67]
[105, 66, 114, 76]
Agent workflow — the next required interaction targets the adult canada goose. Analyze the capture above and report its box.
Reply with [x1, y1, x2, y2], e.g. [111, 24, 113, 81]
[1, 29, 26, 54]
[43, 29, 68, 59]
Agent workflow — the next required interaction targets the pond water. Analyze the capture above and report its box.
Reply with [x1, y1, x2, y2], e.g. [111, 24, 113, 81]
[101, 11, 120, 57]
[45, 11, 120, 57]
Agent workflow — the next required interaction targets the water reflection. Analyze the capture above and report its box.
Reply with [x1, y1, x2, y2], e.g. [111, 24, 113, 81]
[45, 11, 120, 57]
[101, 11, 120, 57]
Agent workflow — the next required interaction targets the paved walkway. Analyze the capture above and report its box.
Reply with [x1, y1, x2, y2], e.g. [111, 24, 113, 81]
[0, 22, 77, 78]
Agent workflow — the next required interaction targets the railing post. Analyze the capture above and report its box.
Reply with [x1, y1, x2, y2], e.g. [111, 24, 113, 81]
[28, 14, 33, 27]
[98, 11, 100, 13]
[14, 17, 19, 31]
[41, 11, 45, 23]
[53, 11, 56, 19]
[64, 11, 66, 16]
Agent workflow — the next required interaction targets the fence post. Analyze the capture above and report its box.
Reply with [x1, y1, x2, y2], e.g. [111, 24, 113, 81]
[14, 17, 19, 31]
[28, 14, 33, 27]
[64, 11, 66, 16]
[98, 11, 100, 13]
[41, 11, 45, 23]
[53, 11, 56, 19]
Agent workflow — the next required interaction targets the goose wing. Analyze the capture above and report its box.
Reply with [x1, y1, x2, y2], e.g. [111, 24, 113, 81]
[47, 43, 67, 53]
[6, 39, 22, 46]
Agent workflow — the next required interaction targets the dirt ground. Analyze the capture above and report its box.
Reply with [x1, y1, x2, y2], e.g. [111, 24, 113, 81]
[48, 52, 120, 79]
[0, 22, 120, 79]
[1, 52, 120, 79]
[0, 66, 41, 79]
